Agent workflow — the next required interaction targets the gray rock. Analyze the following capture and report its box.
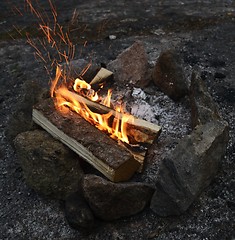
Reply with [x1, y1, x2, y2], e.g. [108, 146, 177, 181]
[152, 49, 188, 101]
[107, 41, 150, 87]
[65, 191, 94, 230]
[14, 130, 83, 200]
[190, 71, 221, 128]
[150, 120, 229, 216]
[82, 175, 154, 220]
[62, 59, 99, 83]
[6, 80, 48, 146]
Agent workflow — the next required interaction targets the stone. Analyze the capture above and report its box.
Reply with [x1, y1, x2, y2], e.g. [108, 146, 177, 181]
[14, 130, 84, 200]
[82, 175, 154, 221]
[62, 59, 100, 83]
[214, 72, 226, 79]
[64, 191, 94, 230]
[190, 71, 221, 128]
[152, 49, 188, 101]
[107, 41, 150, 87]
[150, 120, 229, 216]
[6, 80, 48, 146]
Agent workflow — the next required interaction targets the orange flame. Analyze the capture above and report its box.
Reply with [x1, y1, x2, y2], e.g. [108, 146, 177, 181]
[52, 66, 133, 144]
[23, 0, 134, 144]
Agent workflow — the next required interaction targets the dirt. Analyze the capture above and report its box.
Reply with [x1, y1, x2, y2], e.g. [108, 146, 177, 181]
[0, 1, 234, 239]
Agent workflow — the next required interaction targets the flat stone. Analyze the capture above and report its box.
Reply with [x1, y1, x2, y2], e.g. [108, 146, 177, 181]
[152, 49, 188, 101]
[82, 174, 154, 220]
[14, 130, 84, 200]
[107, 41, 150, 87]
[150, 120, 229, 216]
[190, 71, 221, 128]
[64, 191, 94, 230]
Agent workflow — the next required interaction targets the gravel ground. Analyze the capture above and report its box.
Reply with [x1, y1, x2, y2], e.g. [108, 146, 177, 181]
[0, 1, 234, 239]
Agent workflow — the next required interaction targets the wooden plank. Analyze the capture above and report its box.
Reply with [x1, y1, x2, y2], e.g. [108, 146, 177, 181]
[33, 98, 140, 182]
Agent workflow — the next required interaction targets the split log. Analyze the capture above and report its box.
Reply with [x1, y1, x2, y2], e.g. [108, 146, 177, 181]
[33, 98, 140, 182]
[90, 67, 113, 85]
[56, 88, 161, 143]
[55, 88, 161, 169]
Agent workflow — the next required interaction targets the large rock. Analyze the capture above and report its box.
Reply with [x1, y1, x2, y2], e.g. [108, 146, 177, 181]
[150, 120, 229, 216]
[82, 175, 154, 220]
[14, 130, 83, 199]
[62, 59, 99, 83]
[64, 191, 94, 230]
[190, 71, 221, 128]
[107, 41, 150, 87]
[6, 80, 48, 146]
[152, 49, 188, 101]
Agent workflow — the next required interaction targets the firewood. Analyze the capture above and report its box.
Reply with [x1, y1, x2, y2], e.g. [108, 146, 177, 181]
[56, 88, 161, 143]
[55, 88, 161, 170]
[32, 98, 140, 182]
[90, 67, 113, 85]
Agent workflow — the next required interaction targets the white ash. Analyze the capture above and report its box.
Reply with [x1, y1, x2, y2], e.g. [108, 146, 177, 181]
[109, 35, 117, 40]
[130, 87, 191, 138]
[131, 88, 147, 100]
[125, 86, 192, 183]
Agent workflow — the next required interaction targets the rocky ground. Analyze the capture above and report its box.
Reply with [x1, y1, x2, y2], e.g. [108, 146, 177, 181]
[0, 1, 234, 239]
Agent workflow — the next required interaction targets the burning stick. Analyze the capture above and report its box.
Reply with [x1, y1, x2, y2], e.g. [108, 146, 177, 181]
[48, 65, 162, 172]
[33, 87, 161, 174]
[33, 98, 140, 182]
[56, 88, 161, 142]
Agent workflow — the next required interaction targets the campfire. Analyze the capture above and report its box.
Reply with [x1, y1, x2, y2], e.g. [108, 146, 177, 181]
[33, 64, 161, 182]
[11, 0, 229, 231]
[22, 0, 161, 181]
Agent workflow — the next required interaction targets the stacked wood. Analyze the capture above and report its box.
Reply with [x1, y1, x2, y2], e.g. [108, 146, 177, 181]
[53, 88, 161, 169]
[33, 98, 140, 182]
[32, 91, 161, 181]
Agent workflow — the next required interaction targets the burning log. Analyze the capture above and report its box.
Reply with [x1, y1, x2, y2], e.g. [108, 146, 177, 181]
[53, 88, 161, 169]
[33, 91, 161, 181]
[33, 98, 140, 182]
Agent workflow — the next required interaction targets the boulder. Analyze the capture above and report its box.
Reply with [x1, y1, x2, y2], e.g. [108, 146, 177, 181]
[107, 41, 150, 87]
[190, 71, 221, 128]
[64, 191, 94, 230]
[6, 80, 48, 146]
[150, 120, 229, 216]
[14, 130, 83, 199]
[62, 59, 99, 83]
[152, 49, 188, 101]
[82, 175, 154, 220]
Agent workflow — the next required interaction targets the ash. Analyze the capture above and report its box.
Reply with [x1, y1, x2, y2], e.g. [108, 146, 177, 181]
[130, 87, 190, 137]
[127, 87, 191, 183]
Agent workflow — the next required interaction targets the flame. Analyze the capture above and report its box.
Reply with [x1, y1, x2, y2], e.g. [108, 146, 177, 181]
[73, 78, 99, 101]
[52, 66, 134, 144]
[23, 0, 135, 144]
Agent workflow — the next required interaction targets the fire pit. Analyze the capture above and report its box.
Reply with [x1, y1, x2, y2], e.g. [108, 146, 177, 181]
[14, 0, 229, 224]
[32, 66, 161, 182]
[3, 0, 233, 237]
[13, 40, 229, 228]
